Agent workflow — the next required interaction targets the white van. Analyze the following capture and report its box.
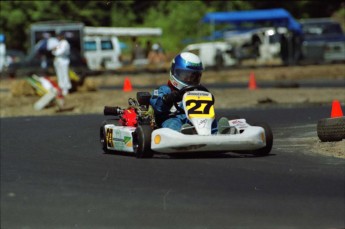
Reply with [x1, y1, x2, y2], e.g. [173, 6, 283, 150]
[183, 41, 236, 69]
[224, 27, 288, 64]
[83, 36, 122, 71]
[83, 26, 162, 71]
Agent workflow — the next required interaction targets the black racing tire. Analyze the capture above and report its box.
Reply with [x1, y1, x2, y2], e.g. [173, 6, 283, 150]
[100, 119, 120, 154]
[252, 122, 273, 156]
[317, 117, 345, 142]
[133, 125, 154, 158]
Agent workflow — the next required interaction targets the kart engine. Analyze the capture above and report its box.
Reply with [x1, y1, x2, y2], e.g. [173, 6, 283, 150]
[119, 108, 137, 127]
[103, 95, 155, 128]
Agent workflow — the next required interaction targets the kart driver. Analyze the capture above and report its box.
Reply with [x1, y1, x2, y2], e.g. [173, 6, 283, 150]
[149, 52, 230, 134]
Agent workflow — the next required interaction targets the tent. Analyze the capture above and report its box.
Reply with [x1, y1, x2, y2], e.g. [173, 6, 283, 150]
[202, 8, 301, 34]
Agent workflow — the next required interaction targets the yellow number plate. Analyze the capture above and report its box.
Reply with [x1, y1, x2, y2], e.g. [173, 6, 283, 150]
[184, 94, 215, 119]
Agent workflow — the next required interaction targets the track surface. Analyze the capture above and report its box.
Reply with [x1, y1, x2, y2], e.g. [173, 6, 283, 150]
[1, 106, 344, 229]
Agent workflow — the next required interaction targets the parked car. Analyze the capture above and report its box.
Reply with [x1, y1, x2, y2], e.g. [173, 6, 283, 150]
[5, 49, 26, 66]
[83, 36, 122, 71]
[4, 48, 89, 78]
[0, 49, 25, 76]
[183, 41, 236, 70]
[300, 18, 345, 63]
[4, 22, 90, 78]
[224, 27, 290, 65]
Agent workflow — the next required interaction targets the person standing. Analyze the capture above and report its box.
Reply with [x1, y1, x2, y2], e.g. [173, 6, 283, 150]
[148, 43, 167, 70]
[52, 32, 71, 96]
[0, 34, 6, 73]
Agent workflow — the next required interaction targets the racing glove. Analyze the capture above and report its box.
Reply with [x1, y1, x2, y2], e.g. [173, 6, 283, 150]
[162, 91, 182, 106]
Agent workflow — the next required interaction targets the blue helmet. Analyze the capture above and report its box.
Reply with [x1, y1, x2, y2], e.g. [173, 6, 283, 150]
[169, 52, 203, 90]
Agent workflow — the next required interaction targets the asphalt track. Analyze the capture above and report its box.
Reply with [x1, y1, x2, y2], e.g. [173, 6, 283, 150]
[1, 106, 344, 229]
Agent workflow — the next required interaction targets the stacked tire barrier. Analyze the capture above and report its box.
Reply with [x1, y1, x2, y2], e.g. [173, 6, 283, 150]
[317, 100, 345, 142]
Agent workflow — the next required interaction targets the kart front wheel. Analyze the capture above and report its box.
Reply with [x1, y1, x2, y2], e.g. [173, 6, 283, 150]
[133, 125, 154, 158]
[252, 122, 273, 156]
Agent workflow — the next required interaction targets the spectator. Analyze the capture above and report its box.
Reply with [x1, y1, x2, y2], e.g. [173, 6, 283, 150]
[145, 40, 152, 58]
[40, 33, 52, 71]
[148, 43, 166, 65]
[131, 39, 147, 66]
[131, 37, 145, 60]
[156, 42, 165, 54]
[280, 33, 289, 65]
[0, 34, 5, 73]
[52, 32, 71, 96]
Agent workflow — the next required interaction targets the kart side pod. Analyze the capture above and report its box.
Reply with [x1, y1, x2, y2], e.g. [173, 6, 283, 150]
[150, 125, 268, 154]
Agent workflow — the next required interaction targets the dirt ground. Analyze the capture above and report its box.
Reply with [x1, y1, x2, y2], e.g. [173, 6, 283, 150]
[1, 63, 344, 158]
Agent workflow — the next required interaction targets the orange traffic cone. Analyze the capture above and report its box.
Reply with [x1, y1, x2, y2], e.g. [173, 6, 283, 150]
[248, 71, 257, 90]
[331, 100, 343, 118]
[123, 77, 133, 92]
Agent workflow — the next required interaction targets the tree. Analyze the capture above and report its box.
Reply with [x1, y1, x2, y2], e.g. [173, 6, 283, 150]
[143, 1, 209, 53]
[109, 1, 136, 27]
[0, 1, 113, 51]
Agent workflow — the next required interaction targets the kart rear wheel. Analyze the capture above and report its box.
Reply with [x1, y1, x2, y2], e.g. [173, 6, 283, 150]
[133, 125, 154, 158]
[252, 122, 273, 156]
[100, 119, 119, 154]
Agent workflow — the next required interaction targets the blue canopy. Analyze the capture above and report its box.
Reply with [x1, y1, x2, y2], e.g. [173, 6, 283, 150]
[202, 8, 301, 34]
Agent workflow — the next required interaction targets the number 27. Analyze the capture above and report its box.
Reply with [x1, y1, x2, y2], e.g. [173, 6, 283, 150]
[186, 100, 214, 114]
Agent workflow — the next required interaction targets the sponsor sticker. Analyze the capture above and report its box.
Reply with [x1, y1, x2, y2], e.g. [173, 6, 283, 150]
[106, 128, 114, 148]
[198, 119, 207, 128]
[124, 136, 132, 147]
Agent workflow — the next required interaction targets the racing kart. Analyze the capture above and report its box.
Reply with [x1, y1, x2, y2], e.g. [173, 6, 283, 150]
[100, 85, 273, 158]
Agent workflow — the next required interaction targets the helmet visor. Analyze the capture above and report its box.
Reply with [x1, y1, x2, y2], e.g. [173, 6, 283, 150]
[174, 68, 202, 86]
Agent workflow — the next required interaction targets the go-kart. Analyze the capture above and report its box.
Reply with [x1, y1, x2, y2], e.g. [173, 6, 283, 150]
[100, 85, 273, 158]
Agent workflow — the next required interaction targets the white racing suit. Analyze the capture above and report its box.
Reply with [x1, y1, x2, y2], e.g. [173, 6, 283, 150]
[52, 39, 71, 96]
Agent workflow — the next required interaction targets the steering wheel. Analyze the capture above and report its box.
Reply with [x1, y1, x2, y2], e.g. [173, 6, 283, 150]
[171, 84, 211, 115]
[178, 84, 209, 97]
